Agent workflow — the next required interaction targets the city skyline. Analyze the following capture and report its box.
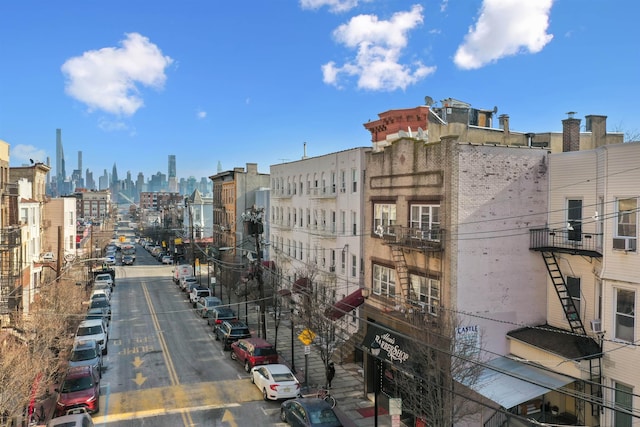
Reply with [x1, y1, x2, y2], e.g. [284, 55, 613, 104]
[2, 1, 638, 180]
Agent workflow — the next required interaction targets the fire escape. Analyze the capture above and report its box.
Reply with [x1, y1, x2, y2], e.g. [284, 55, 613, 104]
[1, 182, 22, 326]
[378, 225, 444, 311]
[530, 228, 603, 419]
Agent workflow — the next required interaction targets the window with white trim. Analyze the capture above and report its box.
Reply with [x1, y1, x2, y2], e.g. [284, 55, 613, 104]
[351, 168, 357, 192]
[373, 264, 396, 298]
[374, 203, 396, 235]
[615, 288, 635, 342]
[410, 204, 440, 241]
[614, 198, 637, 251]
[410, 274, 440, 315]
[614, 381, 633, 427]
[351, 254, 357, 277]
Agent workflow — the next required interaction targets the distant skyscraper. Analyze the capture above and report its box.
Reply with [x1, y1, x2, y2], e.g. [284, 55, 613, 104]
[168, 154, 178, 192]
[111, 163, 118, 187]
[56, 129, 66, 195]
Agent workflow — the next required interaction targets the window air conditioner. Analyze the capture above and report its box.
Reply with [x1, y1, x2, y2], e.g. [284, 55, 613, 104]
[590, 319, 603, 333]
[340, 188, 346, 193]
[329, 266, 335, 272]
[613, 238, 637, 251]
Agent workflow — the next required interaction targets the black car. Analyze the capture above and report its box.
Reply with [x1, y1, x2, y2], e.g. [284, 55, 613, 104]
[214, 320, 251, 350]
[280, 398, 342, 427]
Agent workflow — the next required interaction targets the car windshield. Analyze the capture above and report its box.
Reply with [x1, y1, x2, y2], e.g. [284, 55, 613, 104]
[254, 347, 277, 356]
[309, 408, 339, 424]
[77, 326, 103, 336]
[91, 300, 108, 308]
[61, 376, 94, 393]
[70, 348, 98, 361]
[95, 274, 111, 281]
[230, 327, 250, 336]
[272, 373, 295, 381]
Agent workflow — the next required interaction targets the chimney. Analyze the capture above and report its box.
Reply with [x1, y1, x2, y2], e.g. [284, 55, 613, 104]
[499, 114, 510, 135]
[562, 112, 581, 152]
[585, 115, 608, 148]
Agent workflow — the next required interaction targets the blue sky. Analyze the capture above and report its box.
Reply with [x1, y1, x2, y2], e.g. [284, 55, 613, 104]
[1, 0, 638, 182]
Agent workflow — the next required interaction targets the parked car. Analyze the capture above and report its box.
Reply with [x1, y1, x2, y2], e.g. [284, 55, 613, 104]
[47, 408, 95, 427]
[251, 363, 300, 401]
[90, 289, 110, 302]
[180, 276, 198, 291]
[280, 398, 342, 427]
[161, 255, 173, 265]
[215, 320, 251, 351]
[183, 280, 200, 296]
[104, 255, 116, 265]
[189, 286, 211, 307]
[89, 298, 111, 322]
[196, 296, 224, 318]
[230, 337, 278, 372]
[75, 319, 108, 355]
[68, 339, 103, 378]
[122, 254, 135, 265]
[93, 271, 114, 289]
[206, 305, 236, 325]
[173, 264, 194, 284]
[54, 366, 100, 416]
[85, 307, 109, 330]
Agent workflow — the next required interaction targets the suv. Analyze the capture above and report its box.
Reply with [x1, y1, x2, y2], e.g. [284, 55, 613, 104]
[55, 366, 100, 416]
[94, 273, 114, 290]
[189, 286, 211, 307]
[207, 306, 236, 326]
[180, 276, 198, 291]
[75, 319, 108, 355]
[230, 337, 279, 372]
[196, 296, 223, 318]
[215, 320, 251, 350]
[68, 339, 103, 378]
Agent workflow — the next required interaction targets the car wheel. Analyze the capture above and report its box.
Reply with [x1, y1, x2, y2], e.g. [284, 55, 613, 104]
[262, 388, 269, 401]
[230, 351, 237, 361]
[280, 408, 287, 422]
[244, 360, 251, 372]
[103, 345, 108, 356]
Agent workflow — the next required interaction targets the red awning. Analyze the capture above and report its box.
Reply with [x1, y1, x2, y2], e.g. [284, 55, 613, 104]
[325, 289, 365, 320]
[293, 277, 311, 294]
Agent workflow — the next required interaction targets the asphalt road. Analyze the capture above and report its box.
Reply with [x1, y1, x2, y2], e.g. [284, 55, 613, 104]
[92, 245, 288, 426]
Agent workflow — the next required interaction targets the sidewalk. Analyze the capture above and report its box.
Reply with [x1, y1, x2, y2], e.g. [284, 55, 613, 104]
[221, 293, 394, 426]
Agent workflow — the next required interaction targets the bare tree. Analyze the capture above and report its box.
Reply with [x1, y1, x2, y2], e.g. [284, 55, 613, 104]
[384, 311, 484, 427]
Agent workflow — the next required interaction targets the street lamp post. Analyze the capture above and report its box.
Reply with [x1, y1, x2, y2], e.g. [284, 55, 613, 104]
[370, 340, 381, 427]
[290, 304, 296, 373]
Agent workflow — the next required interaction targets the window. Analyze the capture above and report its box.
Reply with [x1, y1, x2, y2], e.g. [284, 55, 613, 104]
[566, 276, 580, 316]
[614, 198, 637, 251]
[341, 250, 346, 273]
[374, 204, 396, 235]
[351, 211, 357, 236]
[567, 199, 582, 242]
[615, 289, 635, 342]
[299, 241, 303, 260]
[351, 255, 357, 277]
[352, 169, 357, 192]
[410, 204, 440, 240]
[340, 211, 346, 235]
[373, 264, 396, 298]
[410, 274, 440, 315]
[614, 381, 633, 427]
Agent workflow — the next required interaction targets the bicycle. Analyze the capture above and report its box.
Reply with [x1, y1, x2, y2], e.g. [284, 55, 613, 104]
[316, 387, 336, 408]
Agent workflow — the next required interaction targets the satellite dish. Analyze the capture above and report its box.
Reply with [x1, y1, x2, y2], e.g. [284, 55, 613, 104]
[425, 96, 434, 106]
[493, 106, 498, 114]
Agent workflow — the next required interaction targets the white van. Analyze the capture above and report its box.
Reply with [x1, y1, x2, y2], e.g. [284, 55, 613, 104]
[173, 264, 194, 284]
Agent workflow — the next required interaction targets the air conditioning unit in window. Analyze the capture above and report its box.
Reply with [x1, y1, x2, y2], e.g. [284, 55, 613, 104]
[613, 238, 637, 251]
[340, 188, 346, 193]
[590, 319, 603, 333]
[329, 266, 335, 272]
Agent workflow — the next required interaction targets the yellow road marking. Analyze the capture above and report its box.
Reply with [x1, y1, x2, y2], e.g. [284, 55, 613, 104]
[94, 379, 259, 423]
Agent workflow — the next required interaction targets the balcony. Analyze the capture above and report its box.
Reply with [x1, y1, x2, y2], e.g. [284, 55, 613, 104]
[529, 228, 602, 257]
[375, 225, 444, 252]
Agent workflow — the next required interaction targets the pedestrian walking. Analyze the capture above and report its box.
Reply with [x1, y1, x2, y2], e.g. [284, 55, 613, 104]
[326, 361, 336, 388]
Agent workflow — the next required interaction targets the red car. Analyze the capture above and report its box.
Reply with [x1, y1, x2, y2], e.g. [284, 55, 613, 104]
[55, 366, 100, 416]
[230, 337, 279, 372]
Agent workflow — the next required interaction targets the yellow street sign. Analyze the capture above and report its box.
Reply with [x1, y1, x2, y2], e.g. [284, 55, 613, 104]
[119, 235, 126, 242]
[298, 328, 316, 346]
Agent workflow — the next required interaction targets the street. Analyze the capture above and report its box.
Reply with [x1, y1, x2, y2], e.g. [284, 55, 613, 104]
[92, 247, 287, 426]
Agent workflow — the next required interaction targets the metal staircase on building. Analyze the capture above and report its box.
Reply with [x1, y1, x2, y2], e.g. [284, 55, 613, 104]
[541, 251, 586, 335]
[391, 246, 410, 303]
[589, 357, 603, 416]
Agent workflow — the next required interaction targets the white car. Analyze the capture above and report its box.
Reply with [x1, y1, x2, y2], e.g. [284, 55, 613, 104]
[250, 363, 300, 401]
[90, 289, 110, 302]
[75, 319, 108, 355]
[42, 252, 55, 262]
[94, 273, 114, 289]
[47, 408, 94, 427]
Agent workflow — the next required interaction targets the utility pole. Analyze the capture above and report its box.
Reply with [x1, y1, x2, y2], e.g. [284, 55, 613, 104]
[243, 206, 266, 338]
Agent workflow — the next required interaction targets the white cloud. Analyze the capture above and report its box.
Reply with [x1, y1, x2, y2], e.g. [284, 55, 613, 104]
[300, 0, 364, 13]
[10, 144, 47, 165]
[197, 110, 207, 119]
[98, 117, 129, 132]
[61, 33, 174, 116]
[454, 0, 554, 70]
[322, 5, 436, 91]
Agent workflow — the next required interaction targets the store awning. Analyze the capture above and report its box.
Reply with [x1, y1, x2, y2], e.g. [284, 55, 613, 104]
[325, 289, 365, 320]
[292, 277, 311, 294]
[462, 356, 575, 409]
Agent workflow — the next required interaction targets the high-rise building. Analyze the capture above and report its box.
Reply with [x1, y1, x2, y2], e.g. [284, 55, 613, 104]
[168, 154, 178, 193]
[55, 129, 66, 195]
